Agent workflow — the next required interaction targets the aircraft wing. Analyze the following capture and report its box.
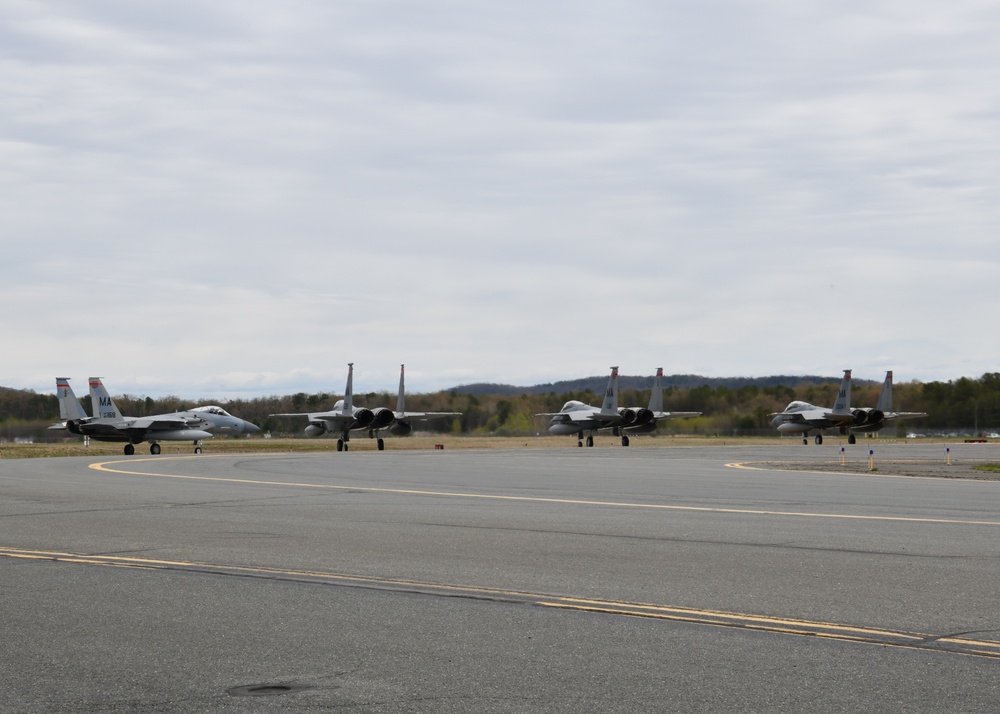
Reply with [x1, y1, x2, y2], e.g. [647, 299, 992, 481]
[130, 416, 203, 431]
[884, 411, 928, 420]
[271, 412, 356, 426]
[395, 411, 462, 423]
[583, 411, 620, 423]
[651, 411, 702, 420]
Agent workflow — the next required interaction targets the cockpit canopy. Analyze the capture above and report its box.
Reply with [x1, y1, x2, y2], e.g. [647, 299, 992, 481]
[191, 406, 232, 417]
[559, 400, 589, 412]
[782, 401, 810, 413]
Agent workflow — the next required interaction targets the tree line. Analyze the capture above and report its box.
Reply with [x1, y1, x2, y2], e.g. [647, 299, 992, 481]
[3, 373, 1000, 442]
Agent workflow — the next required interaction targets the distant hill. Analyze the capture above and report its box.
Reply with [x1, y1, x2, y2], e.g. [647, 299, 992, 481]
[448, 374, 862, 396]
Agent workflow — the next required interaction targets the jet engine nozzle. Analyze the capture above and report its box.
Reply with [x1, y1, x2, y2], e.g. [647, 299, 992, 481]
[390, 422, 413, 436]
[66, 420, 83, 435]
[369, 408, 395, 430]
[617, 408, 637, 425]
[304, 423, 327, 437]
[353, 408, 375, 428]
[852, 409, 868, 425]
[867, 409, 884, 424]
[632, 408, 654, 426]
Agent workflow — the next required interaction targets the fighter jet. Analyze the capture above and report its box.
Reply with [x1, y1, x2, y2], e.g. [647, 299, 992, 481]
[540, 366, 701, 447]
[272, 363, 461, 451]
[770, 370, 927, 445]
[844, 370, 927, 443]
[769, 369, 857, 444]
[52, 377, 260, 455]
[361, 364, 462, 450]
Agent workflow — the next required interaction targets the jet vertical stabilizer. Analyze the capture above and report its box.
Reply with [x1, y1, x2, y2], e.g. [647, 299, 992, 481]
[343, 362, 355, 414]
[876, 371, 894, 413]
[831, 369, 852, 415]
[89, 377, 122, 421]
[396, 364, 406, 413]
[56, 377, 88, 421]
[648, 367, 664, 413]
[600, 366, 620, 415]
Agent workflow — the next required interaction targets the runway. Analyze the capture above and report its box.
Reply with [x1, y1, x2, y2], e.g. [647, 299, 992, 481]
[3, 443, 1000, 711]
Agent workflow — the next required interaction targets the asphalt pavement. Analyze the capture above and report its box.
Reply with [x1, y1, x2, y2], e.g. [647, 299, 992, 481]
[3, 442, 1000, 712]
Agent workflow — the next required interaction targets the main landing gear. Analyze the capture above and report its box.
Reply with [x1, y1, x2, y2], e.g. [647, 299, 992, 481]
[367, 429, 386, 451]
[125, 440, 204, 456]
[848, 434, 857, 445]
[125, 441, 201, 456]
[337, 438, 349, 452]
[803, 434, 823, 445]
[576, 432, 630, 447]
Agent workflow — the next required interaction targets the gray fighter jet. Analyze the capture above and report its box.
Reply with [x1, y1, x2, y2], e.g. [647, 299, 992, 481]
[52, 377, 260, 455]
[768, 369, 856, 445]
[271, 363, 461, 451]
[540, 366, 701, 447]
[769, 369, 926, 444]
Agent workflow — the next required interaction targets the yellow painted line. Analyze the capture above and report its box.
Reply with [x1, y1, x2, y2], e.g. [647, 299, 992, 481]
[86, 457, 1000, 528]
[5, 546, 999, 660]
[728, 461, 995, 482]
[727, 462, 914, 480]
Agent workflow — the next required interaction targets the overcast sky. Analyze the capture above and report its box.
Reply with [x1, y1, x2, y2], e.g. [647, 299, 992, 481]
[3, 0, 998, 399]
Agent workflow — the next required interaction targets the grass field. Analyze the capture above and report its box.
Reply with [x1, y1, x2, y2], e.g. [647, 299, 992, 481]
[0, 434, 980, 459]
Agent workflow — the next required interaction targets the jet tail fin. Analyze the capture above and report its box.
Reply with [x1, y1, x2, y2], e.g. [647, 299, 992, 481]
[342, 363, 354, 414]
[647, 368, 664, 413]
[600, 366, 620, 415]
[876, 371, 893, 412]
[55, 378, 88, 421]
[88, 377, 122, 420]
[831, 369, 852, 414]
[396, 364, 406, 413]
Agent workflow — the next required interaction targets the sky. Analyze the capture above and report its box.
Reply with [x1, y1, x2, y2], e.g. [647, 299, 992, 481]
[3, 0, 999, 399]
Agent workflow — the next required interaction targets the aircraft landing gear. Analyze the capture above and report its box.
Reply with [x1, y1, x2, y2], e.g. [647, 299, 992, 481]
[150, 443, 161, 455]
[815, 435, 823, 445]
[621, 435, 630, 447]
[848, 434, 857, 445]
[124, 443, 135, 455]
[194, 441, 203, 454]
[577, 431, 584, 447]
[586, 435, 594, 447]
[337, 438, 349, 452]
[377, 438, 385, 451]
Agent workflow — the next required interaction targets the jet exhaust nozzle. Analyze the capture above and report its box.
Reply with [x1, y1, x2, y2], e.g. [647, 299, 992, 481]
[617, 408, 637, 425]
[369, 408, 395, 430]
[354, 408, 375, 428]
[632, 408, 654, 426]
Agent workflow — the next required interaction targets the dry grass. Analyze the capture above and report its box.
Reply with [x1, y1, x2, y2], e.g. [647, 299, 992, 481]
[0, 433, 962, 459]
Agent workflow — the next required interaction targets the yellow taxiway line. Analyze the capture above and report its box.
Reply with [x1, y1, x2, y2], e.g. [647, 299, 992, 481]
[4, 545, 999, 660]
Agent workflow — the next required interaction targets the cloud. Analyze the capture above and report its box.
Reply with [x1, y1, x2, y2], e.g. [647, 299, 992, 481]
[2, 0, 999, 397]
